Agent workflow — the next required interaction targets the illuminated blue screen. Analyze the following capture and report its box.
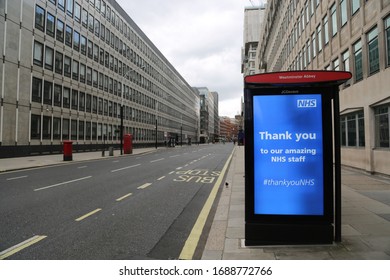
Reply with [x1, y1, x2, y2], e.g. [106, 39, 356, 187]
[253, 94, 324, 215]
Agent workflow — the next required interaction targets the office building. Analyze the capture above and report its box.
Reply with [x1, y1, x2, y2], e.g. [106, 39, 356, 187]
[255, 0, 390, 176]
[242, 5, 266, 76]
[0, 0, 200, 157]
[194, 87, 219, 143]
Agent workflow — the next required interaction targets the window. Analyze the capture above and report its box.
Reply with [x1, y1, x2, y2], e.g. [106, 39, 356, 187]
[333, 57, 339, 70]
[64, 56, 71, 77]
[31, 114, 41, 139]
[63, 87, 70, 108]
[53, 117, 61, 139]
[72, 59, 79, 80]
[341, 111, 365, 147]
[102, 1, 106, 16]
[66, 0, 74, 17]
[87, 40, 93, 59]
[65, 25, 73, 47]
[95, 18, 100, 37]
[80, 63, 86, 83]
[35, 5, 45, 32]
[58, 0, 65, 11]
[79, 92, 85, 111]
[88, 14, 94, 32]
[33, 41, 43, 66]
[54, 84, 62, 107]
[32, 77, 42, 103]
[93, 69, 98, 88]
[43, 81, 53, 105]
[73, 30, 80, 51]
[312, 32, 316, 58]
[63, 118, 69, 139]
[340, 0, 347, 27]
[99, 72, 103, 89]
[367, 27, 379, 75]
[86, 94, 92, 113]
[353, 40, 363, 81]
[56, 19, 64, 42]
[75, 2, 81, 22]
[55, 51, 63, 74]
[330, 4, 337, 37]
[43, 116, 51, 139]
[87, 67, 92, 85]
[71, 90, 78, 110]
[317, 24, 322, 52]
[352, 0, 360, 15]
[386, 16, 390, 67]
[81, 35, 87, 55]
[71, 120, 77, 140]
[342, 49, 350, 72]
[323, 15, 329, 45]
[92, 96, 98, 114]
[82, 9, 88, 28]
[375, 104, 390, 148]
[46, 12, 55, 37]
[99, 48, 104, 65]
[98, 98, 103, 115]
[86, 121, 91, 140]
[79, 120, 85, 140]
[101, 24, 105, 41]
[93, 44, 99, 62]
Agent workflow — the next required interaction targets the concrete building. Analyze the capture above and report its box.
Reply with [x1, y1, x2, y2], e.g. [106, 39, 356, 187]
[241, 5, 266, 76]
[0, 0, 200, 157]
[219, 116, 238, 142]
[194, 87, 219, 143]
[255, 0, 390, 176]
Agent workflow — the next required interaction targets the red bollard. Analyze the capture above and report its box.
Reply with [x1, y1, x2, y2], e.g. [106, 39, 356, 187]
[63, 141, 73, 161]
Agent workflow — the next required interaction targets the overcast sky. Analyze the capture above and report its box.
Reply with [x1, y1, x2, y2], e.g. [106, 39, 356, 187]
[116, 0, 263, 118]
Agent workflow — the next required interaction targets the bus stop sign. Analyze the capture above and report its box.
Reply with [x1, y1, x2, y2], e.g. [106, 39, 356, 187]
[244, 71, 351, 246]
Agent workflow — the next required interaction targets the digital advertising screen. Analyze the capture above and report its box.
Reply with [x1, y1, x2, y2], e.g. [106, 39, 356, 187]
[253, 94, 324, 216]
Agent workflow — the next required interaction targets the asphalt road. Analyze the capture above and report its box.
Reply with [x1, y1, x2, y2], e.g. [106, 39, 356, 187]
[0, 144, 234, 259]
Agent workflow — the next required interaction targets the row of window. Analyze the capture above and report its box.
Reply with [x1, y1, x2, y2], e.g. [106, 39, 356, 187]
[34, 8, 193, 117]
[37, 1, 193, 101]
[340, 103, 390, 149]
[288, 15, 389, 83]
[31, 114, 165, 142]
[31, 77, 157, 123]
[31, 76, 193, 133]
[34, 2, 197, 123]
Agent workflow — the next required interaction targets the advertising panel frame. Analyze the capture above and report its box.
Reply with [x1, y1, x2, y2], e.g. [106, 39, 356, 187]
[244, 71, 352, 246]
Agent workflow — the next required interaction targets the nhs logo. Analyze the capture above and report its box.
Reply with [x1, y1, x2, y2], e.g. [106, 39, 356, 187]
[297, 99, 317, 108]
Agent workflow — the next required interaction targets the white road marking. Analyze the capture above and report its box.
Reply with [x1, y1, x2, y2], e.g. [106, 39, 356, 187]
[33, 176, 92, 192]
[0, 235, 47, 260]
[137, 183, 152, 189]
[111, 164, 141, 173]
[150, 158, 164, 163]
[6, 175, 28, 181]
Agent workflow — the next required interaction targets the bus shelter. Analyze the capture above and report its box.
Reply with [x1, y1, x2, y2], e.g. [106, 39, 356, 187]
[244, 71, 352, 245]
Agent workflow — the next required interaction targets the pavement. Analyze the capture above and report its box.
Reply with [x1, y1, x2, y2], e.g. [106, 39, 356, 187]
[1, 145, 390, 259]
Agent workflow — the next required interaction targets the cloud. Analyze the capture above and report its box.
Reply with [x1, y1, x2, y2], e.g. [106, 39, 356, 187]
[117, 0, 246, 117]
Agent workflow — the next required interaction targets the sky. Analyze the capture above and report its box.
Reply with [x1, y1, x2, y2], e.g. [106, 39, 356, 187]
[116, 0, 263, 118]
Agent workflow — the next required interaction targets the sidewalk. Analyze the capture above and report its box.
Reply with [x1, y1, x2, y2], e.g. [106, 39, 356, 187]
[202, 146, 390, 260]
[0, 148, 157, 172]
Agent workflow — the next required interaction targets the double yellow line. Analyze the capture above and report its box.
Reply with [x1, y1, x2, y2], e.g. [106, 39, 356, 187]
[0, 235, 47, 260]
[179, 148, 235, 260]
